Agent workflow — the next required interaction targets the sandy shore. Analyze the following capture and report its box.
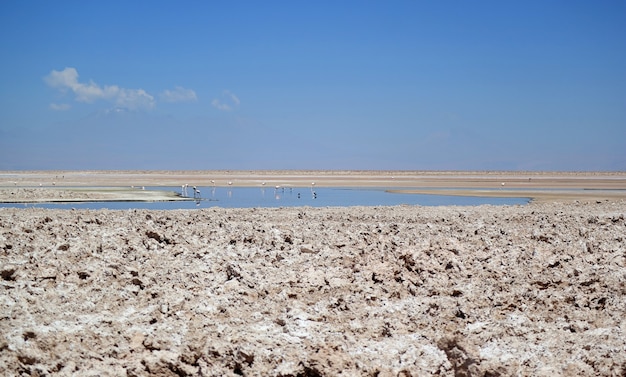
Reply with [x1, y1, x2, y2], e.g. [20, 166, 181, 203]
[1, 200, 625, 375]
[388, 188, 626, 203]
[1, 170, 625, 203]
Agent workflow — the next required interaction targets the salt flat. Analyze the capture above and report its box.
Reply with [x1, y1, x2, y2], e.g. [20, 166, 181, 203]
[1, 198, 625, 375]
[1, 170, 625, 203]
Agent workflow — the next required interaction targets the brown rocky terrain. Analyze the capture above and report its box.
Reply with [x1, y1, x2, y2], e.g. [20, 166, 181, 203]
[1, 200, 625, 376]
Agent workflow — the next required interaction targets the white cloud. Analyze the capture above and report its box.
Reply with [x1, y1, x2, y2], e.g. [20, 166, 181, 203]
[212, 90, 240, 111]
[228, 91, 240, 106]
[44, 67, 155, 110]
[211, 99, 231, 111]
[49, 103, 71, 111]
[116, 88, 155, 109]
[160, 86, 197, 103]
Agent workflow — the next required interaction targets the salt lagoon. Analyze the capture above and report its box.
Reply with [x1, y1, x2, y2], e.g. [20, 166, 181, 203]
[0, 186, 529, 209]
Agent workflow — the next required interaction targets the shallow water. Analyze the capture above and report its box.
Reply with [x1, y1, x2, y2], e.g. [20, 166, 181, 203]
[0, 186, 529, 209]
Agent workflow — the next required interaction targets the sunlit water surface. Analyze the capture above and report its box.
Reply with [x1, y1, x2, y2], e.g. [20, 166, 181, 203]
[0, 186, 529, 210]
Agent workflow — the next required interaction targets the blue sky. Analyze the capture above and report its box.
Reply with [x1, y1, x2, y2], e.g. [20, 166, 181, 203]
[1, 1, 625, 171]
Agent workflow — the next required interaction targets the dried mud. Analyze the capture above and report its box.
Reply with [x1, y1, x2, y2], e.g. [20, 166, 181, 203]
[1, 201, 625, 376]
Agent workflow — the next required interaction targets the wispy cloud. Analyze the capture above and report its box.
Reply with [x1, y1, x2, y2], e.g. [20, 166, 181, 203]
[211, 90, 240, 111]
[160, 86, 197, 103]
[49, 103, 71, 111]
[44, 67, 155, 110]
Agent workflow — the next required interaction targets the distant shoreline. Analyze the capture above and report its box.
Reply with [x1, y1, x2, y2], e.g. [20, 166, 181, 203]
[1, 170, 625, 203]
[387, 188, 626, 203]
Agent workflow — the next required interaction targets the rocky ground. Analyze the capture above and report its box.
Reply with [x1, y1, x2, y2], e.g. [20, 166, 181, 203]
[1, 201, 625, 376]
